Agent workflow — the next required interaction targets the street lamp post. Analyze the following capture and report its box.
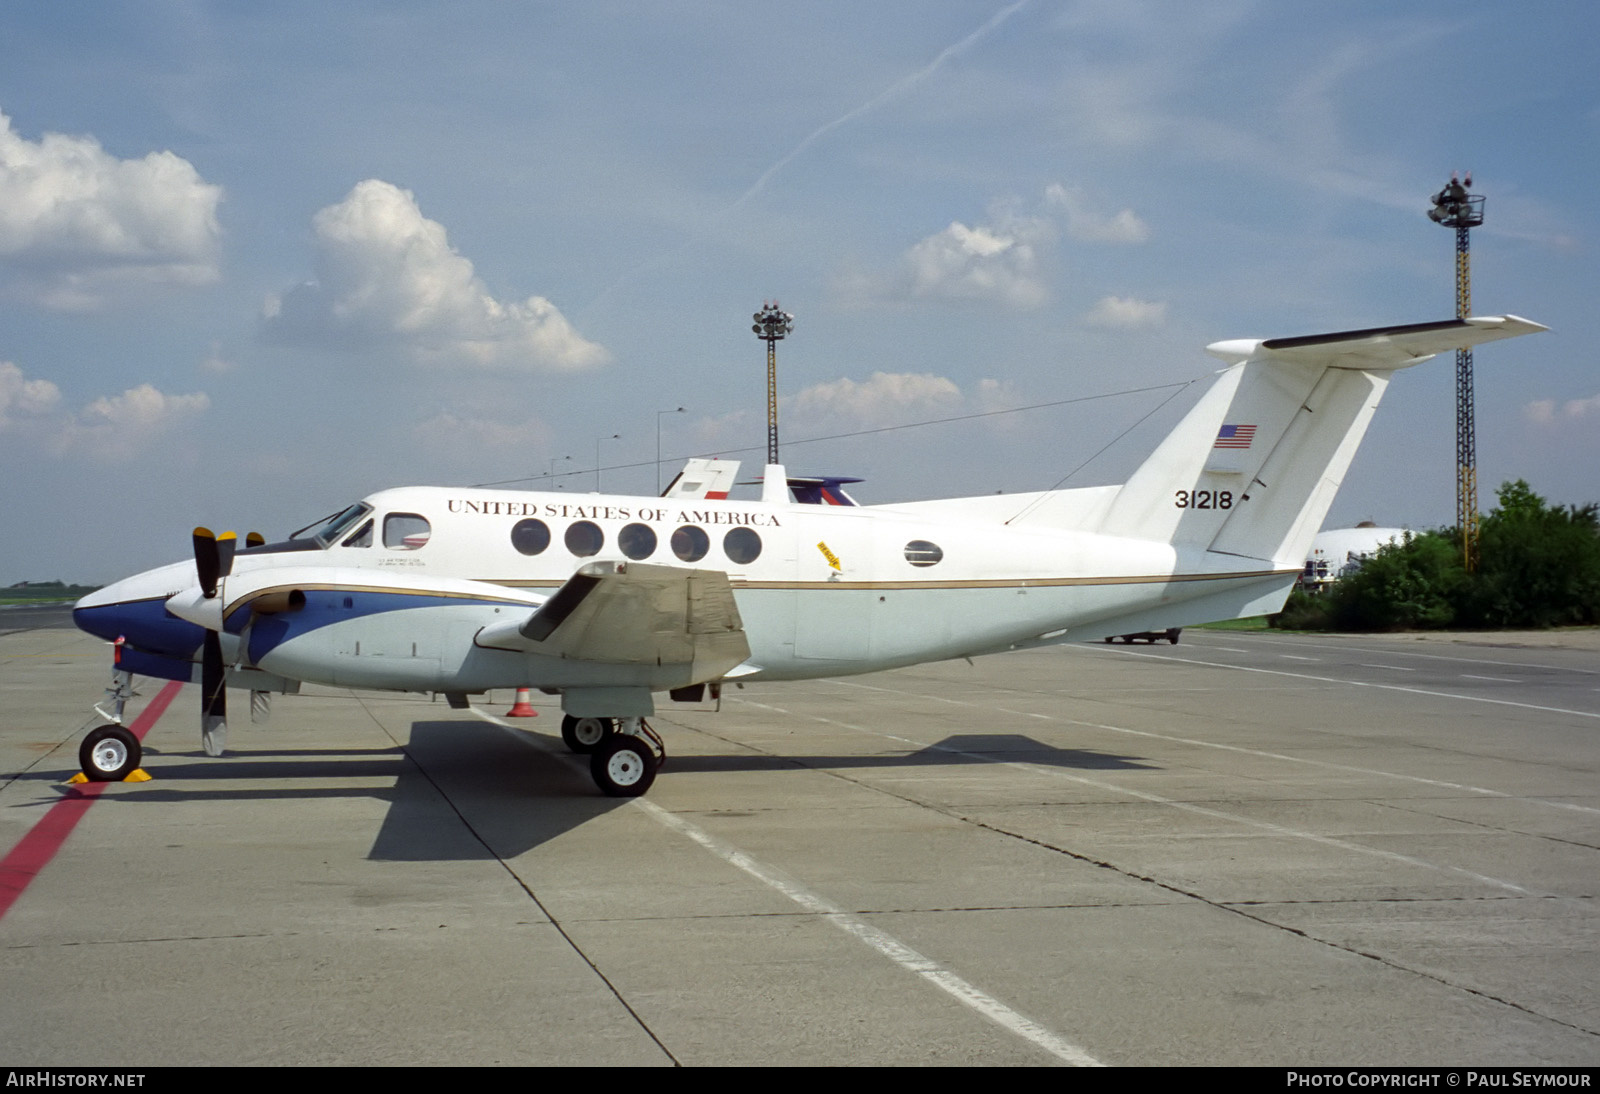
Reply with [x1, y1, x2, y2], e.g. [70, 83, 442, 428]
[751, 302, 793, 466]
[1428, 173, 1486, 571]
[656, 407, 685, 494]
[595, 434, 620, 492]
[546, 454, 572, 490]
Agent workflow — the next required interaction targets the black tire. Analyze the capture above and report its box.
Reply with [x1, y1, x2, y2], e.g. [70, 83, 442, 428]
[591, 736, 656, 797]
[80, 725, 141, 782]
[1167, 629, 1181, 645]
[561, 715, 614, 754]
[1103, 636, 1113, 644]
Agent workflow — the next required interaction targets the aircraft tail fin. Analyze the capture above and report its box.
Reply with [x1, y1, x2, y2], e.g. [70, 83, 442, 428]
[1095, 315, 1546, 566]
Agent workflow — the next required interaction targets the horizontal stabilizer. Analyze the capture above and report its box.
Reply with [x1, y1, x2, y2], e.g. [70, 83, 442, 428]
[1206, 315, 1547, 369]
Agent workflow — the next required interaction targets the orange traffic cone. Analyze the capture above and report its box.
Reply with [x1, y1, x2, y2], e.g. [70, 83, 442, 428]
[505, 687, 538, 718]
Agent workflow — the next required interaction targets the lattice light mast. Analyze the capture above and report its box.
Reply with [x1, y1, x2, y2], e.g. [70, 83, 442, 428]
[1428, 173, 1486, 571]
[752, 302, 793, 465]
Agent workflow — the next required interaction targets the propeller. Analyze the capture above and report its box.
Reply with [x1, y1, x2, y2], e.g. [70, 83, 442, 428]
[192, 527, 236, 598]
[201, 631, 227, 756]
[190, 527, 237, 757]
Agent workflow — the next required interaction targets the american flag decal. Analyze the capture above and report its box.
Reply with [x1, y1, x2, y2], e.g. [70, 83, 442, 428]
[1214, 423, 1256, 449]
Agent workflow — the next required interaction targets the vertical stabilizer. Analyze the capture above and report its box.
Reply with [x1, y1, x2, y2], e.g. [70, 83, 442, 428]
[1097, 316, 1546, 566]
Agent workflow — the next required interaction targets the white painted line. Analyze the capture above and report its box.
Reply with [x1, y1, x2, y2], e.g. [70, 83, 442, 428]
[771, 691, 1537, 895]
[1280, 655, 1320, 662]
[469, 707, 1102, 1067]
[1190, 633, 1600, 676]
[1460, 674, 1518, 683]
[1094, 645, 1600, 721]
[1361, 664, 1416, 672]
[636, 799, 1103, 1067]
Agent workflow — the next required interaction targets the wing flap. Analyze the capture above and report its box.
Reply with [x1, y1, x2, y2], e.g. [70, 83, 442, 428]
[483, 561, 750, 683]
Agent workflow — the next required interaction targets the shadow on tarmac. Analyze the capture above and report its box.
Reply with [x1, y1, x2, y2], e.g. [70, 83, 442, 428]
[26, 720, 1156, 862]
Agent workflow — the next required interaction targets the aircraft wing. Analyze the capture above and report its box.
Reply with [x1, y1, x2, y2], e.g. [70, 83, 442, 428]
[475, 561, 750, 681]
[1205, 315, 1548, 369]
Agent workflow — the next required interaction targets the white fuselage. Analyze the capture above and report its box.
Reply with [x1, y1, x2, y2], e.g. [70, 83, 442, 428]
[177, 482, 1290, 693]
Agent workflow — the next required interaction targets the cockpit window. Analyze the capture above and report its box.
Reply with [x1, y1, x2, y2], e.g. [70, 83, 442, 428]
[300, 503, 372, 548]
[342, 520, 373, 548]
[384, 513, 431, 550]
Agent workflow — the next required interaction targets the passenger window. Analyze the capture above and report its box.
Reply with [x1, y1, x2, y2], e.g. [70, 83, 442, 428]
[342, 520, 372, 548]
[618, 523, 656, 560]
[511, 518, 551, 556]
[384, 513, 431, 550]
[723, 527, 761, 565]
[565, 520, 603, 557]
[904, 540, 943, 567]
[672, 525, 709, 563]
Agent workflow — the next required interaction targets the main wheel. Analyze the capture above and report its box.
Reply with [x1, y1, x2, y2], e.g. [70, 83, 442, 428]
[79, 725, 141, 782]
[561, 715, 614, 754]
[591, 736, 657, 797]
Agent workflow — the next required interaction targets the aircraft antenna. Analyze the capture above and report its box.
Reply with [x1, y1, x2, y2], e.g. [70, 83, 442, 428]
[752, 301, 794, 465]
[1427, 173, 1485, 571]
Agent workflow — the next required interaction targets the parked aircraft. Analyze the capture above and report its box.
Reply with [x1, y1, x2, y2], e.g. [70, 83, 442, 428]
[73, 315, 1545, 796]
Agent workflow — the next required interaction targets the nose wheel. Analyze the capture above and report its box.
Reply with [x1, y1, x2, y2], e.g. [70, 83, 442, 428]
[79, 725, 142, 782]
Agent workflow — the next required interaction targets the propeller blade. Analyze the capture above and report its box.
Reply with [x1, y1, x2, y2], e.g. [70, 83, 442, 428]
[193, 527, 220, 598]
[245, 531, 265, 548]
[201, 631, 227, 757]
[215, 531, 237, 582]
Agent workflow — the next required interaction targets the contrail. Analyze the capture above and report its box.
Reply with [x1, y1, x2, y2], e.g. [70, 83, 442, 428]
[730, 0, 1032, 210]
[579, 1, 1032, 321]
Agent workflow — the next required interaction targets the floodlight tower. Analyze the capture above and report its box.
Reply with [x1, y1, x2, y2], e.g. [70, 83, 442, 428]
[752, 302, 793, 466]
[1428, 173, 1486, 571]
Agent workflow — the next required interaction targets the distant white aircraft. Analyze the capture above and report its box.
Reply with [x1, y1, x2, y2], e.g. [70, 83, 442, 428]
[74, 315, 1545, 796]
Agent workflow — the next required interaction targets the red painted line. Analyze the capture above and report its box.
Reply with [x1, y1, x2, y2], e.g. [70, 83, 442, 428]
[0, 679, 183, 921]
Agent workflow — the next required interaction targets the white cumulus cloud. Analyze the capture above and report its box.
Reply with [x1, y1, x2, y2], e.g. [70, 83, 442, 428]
[0, 361, 62, 429]
[0, 110, 222, 307]
[1084, 295, 1167, 328]
[900, 219, 1051, 308]
[1044, 184, 1151, 244]
[54, 383, 210, 460]
[784, 371, 964, 429]
[263, 180, 607, 371]
[1524, 393, 1600, 426]
[838, 183, 1152, 310]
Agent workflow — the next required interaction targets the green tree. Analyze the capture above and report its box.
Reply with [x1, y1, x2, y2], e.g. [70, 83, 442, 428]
[1275, 480, 1600, 632]
[1324, 530, 1464, 630]
[1463, 480, 1600, 627]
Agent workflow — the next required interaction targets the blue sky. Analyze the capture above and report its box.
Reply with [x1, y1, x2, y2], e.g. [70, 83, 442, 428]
[2, 0, 1594, 584]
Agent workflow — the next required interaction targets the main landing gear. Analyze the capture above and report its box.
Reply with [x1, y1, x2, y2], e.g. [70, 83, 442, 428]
[560, 715, 665, 797]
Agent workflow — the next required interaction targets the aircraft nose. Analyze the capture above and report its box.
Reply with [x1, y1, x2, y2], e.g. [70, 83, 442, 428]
[73, 563, 207, 658]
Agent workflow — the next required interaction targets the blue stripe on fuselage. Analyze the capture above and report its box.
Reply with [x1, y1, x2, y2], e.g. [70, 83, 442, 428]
[246, 588, 526, 663]
[73, 598, 207, 659]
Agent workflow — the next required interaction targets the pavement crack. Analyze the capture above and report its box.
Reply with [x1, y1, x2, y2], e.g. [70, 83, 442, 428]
[353, 694, 681, 1067]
